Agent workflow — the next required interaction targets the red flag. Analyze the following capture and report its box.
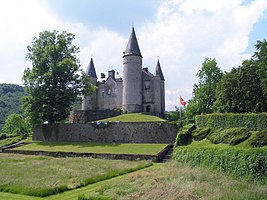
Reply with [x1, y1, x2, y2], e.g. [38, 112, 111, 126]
[180, 96, 187, 106]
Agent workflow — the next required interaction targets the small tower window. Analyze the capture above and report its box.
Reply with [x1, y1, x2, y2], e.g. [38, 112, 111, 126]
[108, 89, 111, 95]
[145, 81, 150, 89]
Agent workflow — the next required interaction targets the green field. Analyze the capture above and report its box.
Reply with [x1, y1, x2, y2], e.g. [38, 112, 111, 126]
[13, 142, 168, 155]
[0, 158, 266, 200]
[0, 153, 152, 198]
[99, 113, 166, 122]
[0, 136, 21, 148]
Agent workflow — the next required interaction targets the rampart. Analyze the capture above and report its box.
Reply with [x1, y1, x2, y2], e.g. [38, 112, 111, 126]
[33, 122, 177, 144]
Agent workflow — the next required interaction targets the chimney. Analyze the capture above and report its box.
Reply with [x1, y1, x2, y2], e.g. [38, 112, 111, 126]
[143, 67, 148, 73]
[108, 70, 115, 78]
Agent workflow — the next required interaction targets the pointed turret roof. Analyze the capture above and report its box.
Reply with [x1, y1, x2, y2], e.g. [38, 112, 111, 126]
[86, 58, 97, 79]
[154, 60, 165, 81]
[123, 27, 142, 57]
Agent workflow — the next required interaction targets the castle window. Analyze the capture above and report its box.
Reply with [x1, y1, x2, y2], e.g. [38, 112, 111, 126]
[145, 81, 150, 89]
[108, 89, 111, 95]
[102, 89, 105, 96]
[146, 105, 151, 112]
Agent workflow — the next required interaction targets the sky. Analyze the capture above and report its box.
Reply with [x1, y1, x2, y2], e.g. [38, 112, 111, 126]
[0, 0, 267, 111]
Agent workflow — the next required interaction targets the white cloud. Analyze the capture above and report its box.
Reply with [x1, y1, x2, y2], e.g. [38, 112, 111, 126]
[138, 0, 267, 110]
[0, 0, 266, 111]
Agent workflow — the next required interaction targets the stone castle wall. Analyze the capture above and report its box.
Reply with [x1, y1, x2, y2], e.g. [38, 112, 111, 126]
[33, 122, 177, 144]
[69, 110, 121, 123]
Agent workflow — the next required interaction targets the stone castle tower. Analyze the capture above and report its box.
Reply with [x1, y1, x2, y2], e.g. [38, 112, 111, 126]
[70, 27, 165, 123]
[122, 27, 143, 113]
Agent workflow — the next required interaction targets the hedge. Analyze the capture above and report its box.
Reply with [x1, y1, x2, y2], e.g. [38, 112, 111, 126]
[195, 113, 267, 130]
[207, 128, 251, 145]
[172, 145, 267, 184]
[248, 130, 267, 147]
[175, 124, 196, 146]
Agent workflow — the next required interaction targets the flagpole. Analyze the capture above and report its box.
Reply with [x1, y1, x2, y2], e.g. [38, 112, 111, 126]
[180, 105, 182, 122]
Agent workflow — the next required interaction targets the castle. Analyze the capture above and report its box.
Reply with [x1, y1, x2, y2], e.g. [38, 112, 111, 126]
[70, 27, 165, 123]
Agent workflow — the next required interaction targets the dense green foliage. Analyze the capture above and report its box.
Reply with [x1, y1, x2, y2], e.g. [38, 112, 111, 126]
[23, 30, 94, 125]
[172, 143, 267, 183]
[1, 113, 31, 136]
[0, 84, 26, 130]
[214, 40, 267, 113]
[195, 113, 267, 130]
[175, 124, 196, 146]
[186, 58, 223, 118]
[191, 127, 212, 141]
[248, 130, 267, 147]
[207, 128, 251, 145]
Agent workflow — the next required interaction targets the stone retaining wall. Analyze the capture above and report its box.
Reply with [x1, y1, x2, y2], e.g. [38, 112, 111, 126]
[33, 122, 177, 144]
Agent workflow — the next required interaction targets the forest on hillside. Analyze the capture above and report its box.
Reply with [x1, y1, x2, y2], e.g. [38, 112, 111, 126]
[0, 84, 26, 130]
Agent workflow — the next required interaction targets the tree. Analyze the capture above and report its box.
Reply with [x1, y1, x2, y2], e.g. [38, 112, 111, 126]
[214, 39, 267, 113]
[254, 39, 267, 110]
[23, 30, 94, 125]
[0, 84, 27, 130]
[2, 114, 30, 136]
[186, 58, 223, 118]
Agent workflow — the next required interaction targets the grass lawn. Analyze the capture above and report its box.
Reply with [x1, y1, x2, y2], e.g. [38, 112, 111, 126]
[99, 113, 166, 122]
[0, 158, 267, 200]
[68, 161, 267, 200]
[13, 142, 168, 155]
[0, 136, 21, 148]
[0, 153, 152, 197]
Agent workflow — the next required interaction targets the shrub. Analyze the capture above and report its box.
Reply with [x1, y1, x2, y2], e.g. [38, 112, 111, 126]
[192, 127, 212, 141]
[248, 130, 267, 147]
[207, 128, 251, 145]
[175, 124, 196, 146]
[195, 113, 267, 130]
[0, 133, 7, 140]
[172, 145, 267, 183]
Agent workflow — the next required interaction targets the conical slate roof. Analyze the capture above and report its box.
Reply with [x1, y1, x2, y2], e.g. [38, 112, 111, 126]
[123, 27, 142, 57]
[154, 60, 165, 81]
[86, 58, 97, 79]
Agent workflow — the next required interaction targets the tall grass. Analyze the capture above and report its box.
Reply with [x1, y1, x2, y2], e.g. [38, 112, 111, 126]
[0, 154, 152, 197]
[76, 162, 267, 200]
[172, 142, 267, 184]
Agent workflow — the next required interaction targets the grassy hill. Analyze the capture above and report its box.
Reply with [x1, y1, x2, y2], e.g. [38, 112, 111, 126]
[99, 113, 166, 123]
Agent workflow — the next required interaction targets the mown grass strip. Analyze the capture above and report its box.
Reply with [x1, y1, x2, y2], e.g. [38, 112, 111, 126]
[99, 113, 166, 122]
[0, 192, 42, 200]
[0, 136, 21, 149]
[13, 142, 167, 155]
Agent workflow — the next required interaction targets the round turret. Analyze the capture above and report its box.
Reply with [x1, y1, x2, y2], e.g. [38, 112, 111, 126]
[122, 27, 143, 113]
